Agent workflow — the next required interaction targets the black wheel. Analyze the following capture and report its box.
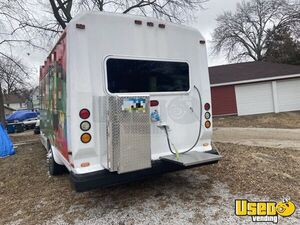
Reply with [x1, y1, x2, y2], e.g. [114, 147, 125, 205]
[48, 148, 65, 175]
[34, 128, 40, 134]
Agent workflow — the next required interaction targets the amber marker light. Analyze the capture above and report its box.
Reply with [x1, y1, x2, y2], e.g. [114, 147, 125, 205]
[81, 133, 91, 143]
[205, 121, 211, 129]
[81, 162, 90, 167]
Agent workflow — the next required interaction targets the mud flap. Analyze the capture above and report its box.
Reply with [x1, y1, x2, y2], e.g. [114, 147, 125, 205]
[160, 151, 221, 167]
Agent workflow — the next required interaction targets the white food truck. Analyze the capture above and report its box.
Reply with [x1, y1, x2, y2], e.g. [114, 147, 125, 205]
[39, 12, 220, 192]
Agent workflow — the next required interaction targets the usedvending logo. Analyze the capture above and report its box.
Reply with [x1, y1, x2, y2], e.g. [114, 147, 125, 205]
[235, 197, 296, 223]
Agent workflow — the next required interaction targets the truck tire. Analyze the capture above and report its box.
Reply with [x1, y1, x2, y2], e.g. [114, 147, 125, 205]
[48, 148, 65, 175]
[33, 128, 40, 134]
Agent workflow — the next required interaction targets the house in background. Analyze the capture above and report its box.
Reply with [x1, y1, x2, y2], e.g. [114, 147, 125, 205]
[3, 94, 27, 111]
[26, 87, 40, 110]
[209, 62, 300, 116]
[4, 105, 15, 116]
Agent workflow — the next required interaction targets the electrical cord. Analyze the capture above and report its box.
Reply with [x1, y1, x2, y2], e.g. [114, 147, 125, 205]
[163, 85, 202, 155]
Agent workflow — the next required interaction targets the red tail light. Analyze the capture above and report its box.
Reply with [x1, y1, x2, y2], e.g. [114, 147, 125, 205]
[150, 100, 159, 107]
[204, 103, 210, 111]
[79, 109, 90, 119]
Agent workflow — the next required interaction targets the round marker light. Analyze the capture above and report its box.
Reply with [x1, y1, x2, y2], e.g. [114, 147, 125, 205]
[205, 121, 211, 129]
[150, 100, 159, 107]
[205, 112, 211, 119]
[204, 103, 210, 111]
[79, 108, 90, 119]
[80, 121, 91, 131]
[81, 133, 91, 143]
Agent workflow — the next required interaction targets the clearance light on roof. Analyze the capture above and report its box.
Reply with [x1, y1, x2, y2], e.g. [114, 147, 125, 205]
[135, 20, 142, 25]
[76, 23, 86, 29]
[147, 22, 154, 27]
[158, 24, 166, 29]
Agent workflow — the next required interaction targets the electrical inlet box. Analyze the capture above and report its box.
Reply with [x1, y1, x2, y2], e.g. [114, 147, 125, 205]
[106, 96, 151, 174]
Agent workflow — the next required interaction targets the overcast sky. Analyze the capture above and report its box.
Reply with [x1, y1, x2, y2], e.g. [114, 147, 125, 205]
[191, 0, 241, 66]
[24, 0, 242, 84]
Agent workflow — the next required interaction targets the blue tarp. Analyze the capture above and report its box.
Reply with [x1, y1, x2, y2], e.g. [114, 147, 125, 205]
[0, 124, 15, 158]
[6, 110, 38, 123]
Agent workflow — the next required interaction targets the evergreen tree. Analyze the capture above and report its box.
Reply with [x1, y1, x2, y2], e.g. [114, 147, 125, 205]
[264, 27, 300, 65]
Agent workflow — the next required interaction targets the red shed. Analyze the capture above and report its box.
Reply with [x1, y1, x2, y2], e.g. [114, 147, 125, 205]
[210, 85, 237, 116]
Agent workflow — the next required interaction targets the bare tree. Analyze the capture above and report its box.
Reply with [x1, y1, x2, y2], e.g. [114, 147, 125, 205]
[0, 0, 38, 123]
[0, 0, 210, 123]
[1, 57, 30, 94]
[49, 0, 73, 29]
[212, 0, 300, 62]
[1, 0, 62, 50]
[1, 0, 209, 58]
[0, 1, 62, 124]
[0, 56, 29, 124]
[50, 0, 209, 28]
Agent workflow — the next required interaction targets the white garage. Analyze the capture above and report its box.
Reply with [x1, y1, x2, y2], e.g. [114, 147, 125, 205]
[209, 62, 300, 116]
[277, 78, 300, 112]
[235, 78, 300, 116]
[235, 82, 274, 116]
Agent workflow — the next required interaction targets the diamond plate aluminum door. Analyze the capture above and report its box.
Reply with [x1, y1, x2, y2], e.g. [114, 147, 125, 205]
[107, 96, 151, 174]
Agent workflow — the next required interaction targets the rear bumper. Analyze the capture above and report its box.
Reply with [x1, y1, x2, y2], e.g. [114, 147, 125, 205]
[70, 149, 220, 192]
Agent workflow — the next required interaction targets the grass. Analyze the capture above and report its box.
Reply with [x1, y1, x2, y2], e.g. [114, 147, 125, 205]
[0, 133, 299, 224]
[213, 111, 300, 128]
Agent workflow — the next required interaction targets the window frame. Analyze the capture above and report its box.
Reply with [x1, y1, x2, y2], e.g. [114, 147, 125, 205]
[104, 56, 191, 96]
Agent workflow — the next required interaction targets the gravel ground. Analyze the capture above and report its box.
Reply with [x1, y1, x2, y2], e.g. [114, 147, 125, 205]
[214, 127, 300, 150]
[213, 111, 300, 129]
[0, 133, 299, 225]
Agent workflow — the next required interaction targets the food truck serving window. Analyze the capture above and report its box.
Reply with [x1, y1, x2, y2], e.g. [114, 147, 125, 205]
[106, 58, 189, 93]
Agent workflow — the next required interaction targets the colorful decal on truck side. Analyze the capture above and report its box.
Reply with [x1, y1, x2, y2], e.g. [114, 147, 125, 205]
[40, 33, 68, 161]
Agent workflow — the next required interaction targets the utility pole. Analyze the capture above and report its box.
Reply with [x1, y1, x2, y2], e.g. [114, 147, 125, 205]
[0, 82, 6, 125]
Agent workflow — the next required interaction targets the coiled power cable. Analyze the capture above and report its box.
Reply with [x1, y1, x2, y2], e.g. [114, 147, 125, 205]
[162, 85, 202, 155]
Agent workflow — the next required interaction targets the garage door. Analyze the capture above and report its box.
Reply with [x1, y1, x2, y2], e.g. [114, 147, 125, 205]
[235, 82, 274, 116]
[277, 78, 300, 112]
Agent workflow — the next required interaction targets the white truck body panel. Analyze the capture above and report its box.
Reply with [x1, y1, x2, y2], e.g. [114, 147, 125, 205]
[41, 12, 214, 182]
